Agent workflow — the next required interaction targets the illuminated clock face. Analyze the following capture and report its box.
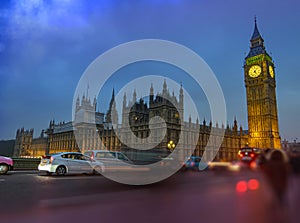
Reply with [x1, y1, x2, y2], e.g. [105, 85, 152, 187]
[269, 65, 274, 78]
[248, 65, 262, 78]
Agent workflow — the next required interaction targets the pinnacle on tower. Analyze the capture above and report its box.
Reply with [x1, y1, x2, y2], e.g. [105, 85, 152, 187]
[112, 88, 115, 100]
[133, 89, 137, 103]
[93, 96, 97, 111]
[106, 88, 118, 123]
[179, 83, 183, 107]
[203, 118, 206, 126]
[150, 83, 154, 104]
[150, 83, 154, 95]
[163, 79, 167, 96]
[251, 16, 263, 41]
[246, 17, 267, 58]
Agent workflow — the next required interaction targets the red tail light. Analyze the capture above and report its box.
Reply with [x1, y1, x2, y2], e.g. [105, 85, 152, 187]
[236, 181, 247, 193]
[236, 179, 260, 193]
[250, 153, 255, 158]
[191, 162, 195, 166]
[91, 152, 94, 159]
[248, 179, 259, 190]
[50, 156, 54, 163]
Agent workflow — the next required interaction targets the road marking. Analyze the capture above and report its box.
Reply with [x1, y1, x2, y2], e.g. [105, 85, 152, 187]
[0, 179, 5, 182]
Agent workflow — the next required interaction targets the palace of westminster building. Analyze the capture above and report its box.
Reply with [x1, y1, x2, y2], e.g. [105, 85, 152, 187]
[13, 20, 282, 161]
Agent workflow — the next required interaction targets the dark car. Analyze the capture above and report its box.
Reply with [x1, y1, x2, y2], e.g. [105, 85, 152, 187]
[182, 156, 203, 171]
[238, 146, 261, 165]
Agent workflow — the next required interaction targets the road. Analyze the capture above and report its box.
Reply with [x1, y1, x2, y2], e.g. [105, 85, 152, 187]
[1, 169, 300, 223]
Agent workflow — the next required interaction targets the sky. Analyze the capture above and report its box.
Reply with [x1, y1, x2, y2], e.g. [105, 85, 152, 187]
[0, 0, 300, 141]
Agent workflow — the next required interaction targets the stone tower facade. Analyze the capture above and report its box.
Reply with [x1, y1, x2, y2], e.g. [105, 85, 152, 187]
[120, 80, 183, 154]
[244, 19, 281, 149]
[13, 128, 34, 157]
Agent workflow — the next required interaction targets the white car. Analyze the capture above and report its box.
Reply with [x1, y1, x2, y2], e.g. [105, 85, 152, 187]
[38, 152, 104, 176]
[84, 150, 133, 171]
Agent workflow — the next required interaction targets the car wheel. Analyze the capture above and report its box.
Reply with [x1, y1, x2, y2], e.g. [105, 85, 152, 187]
[56, 166, 66, 176]
[93, 166, 103, 175]
[0, 164, 9, 174]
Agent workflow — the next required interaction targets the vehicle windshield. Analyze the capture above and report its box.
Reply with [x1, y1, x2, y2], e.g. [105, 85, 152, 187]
[187, 157, 201, 162]
[84, 151, 93, 157]
[117, 153, 129, 161]
[240, 148, 253, 152]
[109, 152, 117, 158]
[96, 152, 115, 159]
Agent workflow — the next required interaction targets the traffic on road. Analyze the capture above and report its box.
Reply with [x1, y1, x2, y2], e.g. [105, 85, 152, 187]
[1, 149, 300, 223]
[1, 167, 300, 223]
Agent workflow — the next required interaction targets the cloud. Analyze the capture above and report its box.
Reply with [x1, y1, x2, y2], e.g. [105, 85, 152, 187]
[1, 0, 300, 140]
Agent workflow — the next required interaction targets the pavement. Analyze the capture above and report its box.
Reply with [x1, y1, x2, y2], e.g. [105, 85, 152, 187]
[1, 170, 300, 223]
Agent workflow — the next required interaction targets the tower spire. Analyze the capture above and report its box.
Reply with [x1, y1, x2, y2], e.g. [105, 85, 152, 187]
[251, 16, 262, 41]
[133, 89, 137, 103]
[150, 83, 154, 105]
[106, 88, 118, 123]
[246, 17, 267, 58]
[109, 88, 115, 109]
[112, 88, 115, 100]
[163, 79, 167, 96]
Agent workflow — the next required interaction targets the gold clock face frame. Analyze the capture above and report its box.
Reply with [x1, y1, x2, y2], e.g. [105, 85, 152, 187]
[248, 65, 262, 78]
[269, 65, 274, 78]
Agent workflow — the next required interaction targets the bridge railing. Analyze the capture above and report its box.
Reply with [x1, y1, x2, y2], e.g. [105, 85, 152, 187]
[12, 158, 41, 170]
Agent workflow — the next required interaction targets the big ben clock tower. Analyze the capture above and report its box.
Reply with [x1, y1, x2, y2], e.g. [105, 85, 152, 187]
[244, 18, 281, 149]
